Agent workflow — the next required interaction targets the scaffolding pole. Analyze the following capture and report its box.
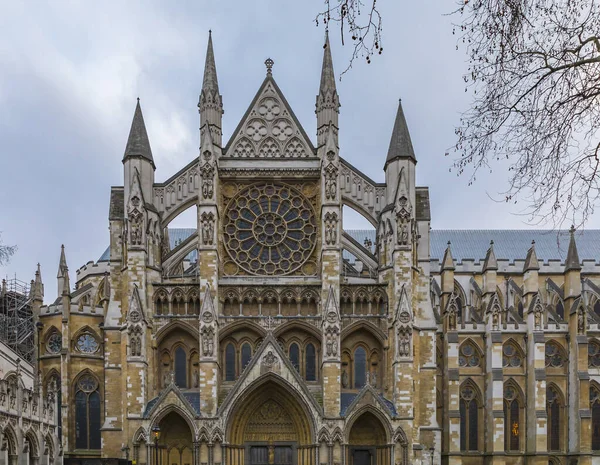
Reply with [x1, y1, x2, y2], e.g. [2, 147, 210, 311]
[0, 277, 34, 363]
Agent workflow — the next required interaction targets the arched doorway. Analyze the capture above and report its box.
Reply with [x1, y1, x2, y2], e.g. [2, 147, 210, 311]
[153, 411, 194, 465]
[226, 379, 315, 465]
[347, 411, 390, 465]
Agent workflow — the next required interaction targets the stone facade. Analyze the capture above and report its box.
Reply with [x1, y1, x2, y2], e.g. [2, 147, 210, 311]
[29, 31, 600, 465]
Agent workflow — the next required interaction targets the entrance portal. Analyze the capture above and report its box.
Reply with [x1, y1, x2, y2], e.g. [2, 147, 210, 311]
[348, 411, 390, 465]
[154, 411, 194, 465]
[226, 380, 315, 465]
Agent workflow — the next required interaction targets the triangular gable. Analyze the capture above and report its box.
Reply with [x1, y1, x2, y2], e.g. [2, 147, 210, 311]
[128, 284, 146, 323]
[224, 76, 316, 158]
[218, 333, 322, 419]
[342, 384, 397, 419]
[144, 383, 200, 419]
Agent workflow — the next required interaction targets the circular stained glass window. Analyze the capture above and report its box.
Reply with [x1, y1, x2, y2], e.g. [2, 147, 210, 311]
[223, 183, 317, 275]
[78, 375, 98, 392]
[76, 333, 99, 354]
[47, 333, 62, 354]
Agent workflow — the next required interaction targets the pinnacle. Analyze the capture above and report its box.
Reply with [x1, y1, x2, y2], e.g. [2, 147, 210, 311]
[442, 242, 455, 271]
[202, 30, 219, 95]
[319, 30, 337, 94]
[57, 244, 68, 278]
[385, 100, 416, 167]
[524, 240, 540, 272]
[565, 226, 581, 272]
[483, 240, 498, 271]
[123, 100, 155, 168]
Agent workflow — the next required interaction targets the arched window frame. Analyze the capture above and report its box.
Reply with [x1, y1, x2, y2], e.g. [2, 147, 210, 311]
[503, 380, 524, 452]
[545, 340, 567, 369]
[73, 371, 101, 450]
[172, 289, 185, 316]
[288, 341, 301, 373]
[188, 291, 200, 315]
[546, 384, 565, 452]
[591, 382, 600, 451]
[173, 343, 188, 388]
[502, 340, 524, 369]
[154, 290, 168, 316]
[589, 340, 600, 368]
[353, 345, 368, 389]
[223, 340, 237, 382]
[44, 327, 62, 355]
[454, 281, 467, 325]
[458, 339, 483, 369]
[459, 379, 481, 452]
[240, 340, 253, 372]
[305, 342, 317, 381]
[72, 327, 102, 355]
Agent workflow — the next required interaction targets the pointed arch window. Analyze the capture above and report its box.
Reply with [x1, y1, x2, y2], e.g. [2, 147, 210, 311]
[547, 386, 562, 451]
[305, 343, 316, 381]
[174, 347, 187, 388]
[458, 341, 481, 368]
[354, 347, 367, 388]
[503, 384, 521, 451]
[591, 385, 600, 450]
[545, 341, 566, 368]
[516, 298, 524, 319]
[502, 342, 523, 368]
[225, 343, 236, 381]
[241, 343, 252, 371]
[589, 341, 600, 368]
[594, 300, 600, 320]
[556, 299, 565, 320]
[289, 343, 300, 372]
[75, 374, 101, 450]
[460, 383, 479, 451]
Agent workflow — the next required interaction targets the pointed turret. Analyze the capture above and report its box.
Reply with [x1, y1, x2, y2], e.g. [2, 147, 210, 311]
[56, 245, 70, 297]
[33, 263, 44, 303]
[524, 240, 540, 272]
[199, 30, 223, 148]
[316, 31, 340, 148]
[565, 226, 581, 271]
[385, 100, 416, 168]
[123, 99, 155, 169]
[483, 240, 498, 272]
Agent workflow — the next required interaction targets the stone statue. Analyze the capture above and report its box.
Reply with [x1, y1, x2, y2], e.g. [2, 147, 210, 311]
[578, 306, 586, 334]
[492, 307, 500, 331]
[448, 306, 457, 331]
[193, 369, 199, 388]
[341, 369, 349, 388]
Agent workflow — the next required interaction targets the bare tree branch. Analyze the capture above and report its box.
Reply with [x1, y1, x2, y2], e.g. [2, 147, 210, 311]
[316, 0, 383, 76]
[452, 0, 600, 229]
[0, 232, 16, 266]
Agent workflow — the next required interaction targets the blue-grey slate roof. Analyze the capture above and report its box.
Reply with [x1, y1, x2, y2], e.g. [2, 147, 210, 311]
[99, 228, 600, 265]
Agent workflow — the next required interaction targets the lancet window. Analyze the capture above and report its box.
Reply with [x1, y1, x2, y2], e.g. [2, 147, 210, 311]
[547, 385, 563, 451]
[354, 346, 367, 388]
[591, 384, 600, 450]
[74, 374, 101, 450]
[459, 381, 480, 451]
[503, 382, 522, 451]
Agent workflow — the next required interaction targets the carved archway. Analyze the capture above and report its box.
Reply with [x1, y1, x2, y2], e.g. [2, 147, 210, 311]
[154, 411, 194, 465]
[347, 411, 391, 465]
[226, 379, 315, 465]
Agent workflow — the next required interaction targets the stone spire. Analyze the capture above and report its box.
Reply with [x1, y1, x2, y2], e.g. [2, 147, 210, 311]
[385, 100, 416, 168]
[483, 240, 498, 271]
[316, 30, 340, 147]
[199, 30, 223, 147]
[33, 263, 44, 302]
[123, 99, 155, 169]
[56, 245, 70, 297]
[524, 240, 540, 272]
[565, 226, 581, 271]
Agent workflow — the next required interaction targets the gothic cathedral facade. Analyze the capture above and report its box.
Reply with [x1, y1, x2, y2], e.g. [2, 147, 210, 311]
[33, 32, 600, 465]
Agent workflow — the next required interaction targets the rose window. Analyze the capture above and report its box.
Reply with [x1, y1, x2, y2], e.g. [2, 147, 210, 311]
[76, 333, 100, 354]
[47, 333, 62, 354]
[224, 183, 317, 275]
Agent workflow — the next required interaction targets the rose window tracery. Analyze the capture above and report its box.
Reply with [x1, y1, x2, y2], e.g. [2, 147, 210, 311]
[47, 333, 62, 354]
[224, 183, 317, 275]
[76, 333, 100, 354]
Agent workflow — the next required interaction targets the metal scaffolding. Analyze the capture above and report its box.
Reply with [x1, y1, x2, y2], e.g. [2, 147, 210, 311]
[0, 277, 34, 363]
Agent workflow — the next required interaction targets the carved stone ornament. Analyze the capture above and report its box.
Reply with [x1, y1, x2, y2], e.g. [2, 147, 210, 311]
[325, 326, 339, 357]
[448, 304, 457, 331]
[492, 306, 500, 331]
[261, 350, 279, 370]
[324, 163, 338, 201]
[201, 162, 215, 200]
[129, 326, 143, 357]
[201, 327, 215, 357]
[578, 305, 586, 334]
[534, 302, 543, 330]
[324, 212, 338, 246]
[202, 311, 213, 324]
[397, 326, 411, 358]
[398, 310, 411, 324]
[201, 212, 215, 245]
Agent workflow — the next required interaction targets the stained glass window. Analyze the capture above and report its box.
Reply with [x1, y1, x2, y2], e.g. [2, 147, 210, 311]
[591, 386, 600, 450]
[76, 333, 99, 354]
[241, 343, 252, 370]
[545, 341, 566, 368]
[354, 347, 367, 388]
[460, 383, 479, 451]
[225, 343, 236, 381]
[459, 341, 481, 367]
[75, 375, 100, 450]
[504, 384, 520, 451]
[289, 343, 300, 372]
[590, 341, 600, 368]
[502, 342, 523, 368]
[47, 333, 62, 354]
[556, 300, 565, 320]
[305, 343, 316, 381]
[547, 386, 561, 451]
[223, 183, 317, 275]
[174, 347, 187, 388]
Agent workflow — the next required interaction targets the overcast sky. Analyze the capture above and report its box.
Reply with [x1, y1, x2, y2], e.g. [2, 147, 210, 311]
[2, 1, 599, 302]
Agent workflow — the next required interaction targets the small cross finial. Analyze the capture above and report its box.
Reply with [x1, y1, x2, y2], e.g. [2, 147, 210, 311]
[570, 224, 576, 234]
[447, 241, 451, 247]
[265, 58, 274, 75]
[532, 240, 536, 245]
[490, 240, 494, 246]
